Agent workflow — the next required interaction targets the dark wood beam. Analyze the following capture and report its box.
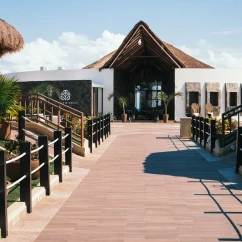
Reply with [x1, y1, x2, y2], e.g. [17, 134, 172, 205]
[130, 56, 160, 58]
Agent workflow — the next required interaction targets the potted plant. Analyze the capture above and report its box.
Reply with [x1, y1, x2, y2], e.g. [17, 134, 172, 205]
[108, 93, 128, 122]
[0, 76, 22, 139]
[157, 91, 183, 123]
[5, 140, 41, 181]
[118, 96, 128, 122]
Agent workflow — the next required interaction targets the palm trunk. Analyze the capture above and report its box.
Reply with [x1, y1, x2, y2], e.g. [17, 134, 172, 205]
[165, 105, 168, 115]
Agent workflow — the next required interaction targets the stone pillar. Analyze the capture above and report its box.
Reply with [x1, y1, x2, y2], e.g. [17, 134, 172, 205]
[180, 117, 192, 139]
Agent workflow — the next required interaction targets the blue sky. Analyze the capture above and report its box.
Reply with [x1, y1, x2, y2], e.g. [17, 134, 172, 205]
[1, 0, 242, 73]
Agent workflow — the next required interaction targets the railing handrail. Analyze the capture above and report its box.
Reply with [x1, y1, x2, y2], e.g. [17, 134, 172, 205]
[222, 104, 242, 116]
[191, 115, 215, 153]
[20, 93, 84, 116]
[19, 93, 84, 148]
[221, 104, 242, 147]
[88, 114, 111, 153]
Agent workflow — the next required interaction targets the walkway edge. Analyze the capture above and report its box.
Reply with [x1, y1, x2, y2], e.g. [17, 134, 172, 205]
[7, 166, 69, 230]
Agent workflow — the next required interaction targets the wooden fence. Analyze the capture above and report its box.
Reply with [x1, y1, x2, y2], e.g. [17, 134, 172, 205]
[0, 127, 72, 238]
[88, 114, 111, 153]
[191, 116, 216, 153]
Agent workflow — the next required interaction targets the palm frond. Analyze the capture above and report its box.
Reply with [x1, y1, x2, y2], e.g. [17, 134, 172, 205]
[0, 75, 22, 122]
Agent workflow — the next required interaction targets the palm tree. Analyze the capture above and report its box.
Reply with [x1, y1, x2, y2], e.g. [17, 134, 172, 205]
[107, 92, 128, 122]
[157, 91, 183, 123]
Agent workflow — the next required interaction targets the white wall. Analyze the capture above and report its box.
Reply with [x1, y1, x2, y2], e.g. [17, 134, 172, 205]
[175, 69, 242, 121]
[7, 69, 114, 115]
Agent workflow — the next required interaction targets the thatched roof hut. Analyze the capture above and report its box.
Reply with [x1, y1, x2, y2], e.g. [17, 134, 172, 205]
[83, 21, 213, 70]
[0, 19, 24, 58]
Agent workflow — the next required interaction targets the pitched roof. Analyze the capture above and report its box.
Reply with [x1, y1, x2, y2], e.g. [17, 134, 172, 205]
[83, 51, 115, 69]
[83, 21, 213, 70]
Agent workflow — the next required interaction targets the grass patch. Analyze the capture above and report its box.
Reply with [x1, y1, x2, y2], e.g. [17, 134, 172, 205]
[7, 160, 55, 207]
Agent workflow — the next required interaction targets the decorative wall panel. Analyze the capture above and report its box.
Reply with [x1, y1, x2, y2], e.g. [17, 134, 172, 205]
[185, 82, 201, 115]
[205, 82, 221, 116]
[225, 83, 240, 111]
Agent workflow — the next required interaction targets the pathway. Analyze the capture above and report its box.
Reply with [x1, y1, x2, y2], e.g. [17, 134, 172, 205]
[5, 123, 242, 242]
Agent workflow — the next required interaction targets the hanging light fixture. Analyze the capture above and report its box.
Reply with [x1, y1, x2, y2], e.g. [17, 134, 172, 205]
[138, 38, 142, 46]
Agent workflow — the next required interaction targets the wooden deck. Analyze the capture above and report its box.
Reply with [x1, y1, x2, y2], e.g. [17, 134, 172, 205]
[5, 123, 242, 242]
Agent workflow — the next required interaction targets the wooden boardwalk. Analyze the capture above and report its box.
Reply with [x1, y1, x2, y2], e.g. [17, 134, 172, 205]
[5, 123, 242, 242]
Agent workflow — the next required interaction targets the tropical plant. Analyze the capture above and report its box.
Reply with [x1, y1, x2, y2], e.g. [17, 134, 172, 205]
[28, 83, 60, 98]
[118, 96, 128, 114]
[157, 91, 183, 115]
[4, 139, 39, 160]
[107, 92, 128, 114]
[0, 75, 22, 123]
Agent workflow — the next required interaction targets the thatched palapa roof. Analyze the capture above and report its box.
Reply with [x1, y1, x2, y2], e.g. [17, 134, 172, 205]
[0, 19, 24, 58]
[83, 51, 115, 69]
[83, 21, 212, 70]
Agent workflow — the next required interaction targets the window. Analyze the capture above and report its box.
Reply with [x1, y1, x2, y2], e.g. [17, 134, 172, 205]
[189, 92, 198, 106]
[230, 92, 237, 106]
[210, 92, 218, 106]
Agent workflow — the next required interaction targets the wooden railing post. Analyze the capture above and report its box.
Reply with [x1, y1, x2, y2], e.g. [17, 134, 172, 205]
[192, 116, 195, 140]
[36, 95, 40, 122]
[203, 118, 208, 148]
[195, 116, 199, 142]
[236, 127, 242, 173]
[20, 142, 32, 213]
[31, 100, 34, 115]
[0, 150, 8, 238]
[106, 115, 109, 138]
[108, 113, 111, 135]
[81, 114, 84, 148]
[104, 115, 107, 139]
[88, 119, 93, 153]
[94, 119, 98, 148]
[54, 131, 62, 182]
[210, 119, 216, 153]
[18, 110, 25, 142]
[222, 114, 225, 148]
[57, 105, 60, 130]
[43, 103, 46, 118]
[98, 118, 101, 145]
[38, 135, 50, 196]
[101, 116, 104, 142]
[199, 117, 203, 145]
[65, 127, 72, 172]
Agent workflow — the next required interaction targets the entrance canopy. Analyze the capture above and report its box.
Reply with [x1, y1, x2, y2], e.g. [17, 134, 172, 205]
[84, 21, 212, 71]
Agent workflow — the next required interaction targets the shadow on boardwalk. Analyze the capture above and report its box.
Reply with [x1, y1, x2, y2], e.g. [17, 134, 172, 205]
[143, 149, 242, 241]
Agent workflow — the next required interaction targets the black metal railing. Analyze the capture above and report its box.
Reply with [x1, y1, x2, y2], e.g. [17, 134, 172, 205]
[221, 104, 242, 148]
[236, 127, 242, 173]
[88, 114, 111, 153]
[0, 115, 72, 238]
[191, 116, 216, 153]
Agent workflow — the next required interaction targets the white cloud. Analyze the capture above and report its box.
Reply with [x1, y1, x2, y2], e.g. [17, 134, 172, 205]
[0, 30, 125, 74]
[1, 31, 242, 74]
[177, 40, 242, 69]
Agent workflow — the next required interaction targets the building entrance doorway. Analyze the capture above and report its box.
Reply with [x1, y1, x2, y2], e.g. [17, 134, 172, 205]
[134, 80, 163, 120]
